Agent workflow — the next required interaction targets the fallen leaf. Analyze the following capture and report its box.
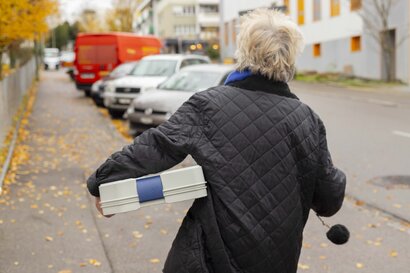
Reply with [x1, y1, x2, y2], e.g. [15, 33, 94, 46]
[132, 231, 143, 239]
[390, 250, 398, 257]
[150, 258, 160, 264]
[356, 263, 364, 269]
[88, 259, 101, 267]
[45, 236, 53, 242]
[355, 200, 365, 206]
[302, 243, 311, 249]
[319, 256, 326, 260]
[58, 270, 71, 273]
[160, 229, 168, 235]
[393, 204, 402, 208]
[298, 263, 310, 270]
[79, 262, 87, 267]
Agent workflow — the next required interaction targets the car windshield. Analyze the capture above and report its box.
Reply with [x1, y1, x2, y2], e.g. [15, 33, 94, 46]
[110, 62, 137, 77]
[158, 71, 222, 91]
[44, 51, 59, 58]
[130, 60, 177, 77]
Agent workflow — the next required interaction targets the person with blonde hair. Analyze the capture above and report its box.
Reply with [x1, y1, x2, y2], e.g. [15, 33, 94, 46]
[87, 8, 346, 273]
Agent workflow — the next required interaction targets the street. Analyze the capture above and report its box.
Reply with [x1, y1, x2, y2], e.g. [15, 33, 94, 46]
[0, 70, 409, 273]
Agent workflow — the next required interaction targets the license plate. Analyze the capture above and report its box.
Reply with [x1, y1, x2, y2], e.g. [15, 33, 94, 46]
[140, 117, 153, 124]
[118, 98, 132, 104]
[80, 73, 95, 79]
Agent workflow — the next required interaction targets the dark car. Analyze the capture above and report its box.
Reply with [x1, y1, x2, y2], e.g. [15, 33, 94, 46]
[90, 61, 139, 107]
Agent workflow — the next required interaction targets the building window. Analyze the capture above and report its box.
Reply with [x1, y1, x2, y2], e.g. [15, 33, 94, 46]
[174, 25, 196, 36]
[199, 4, 219, 13]
[284, 0, 290, 14]
[351, 0, 362, 11]
[313, 0, 321, 21]
[351, 36, 361, 52]
[173, 5, 195, 16]
[232, 19, 237, 45]
[298, 0, 305, 25]
[330, 0, 340, 17]
[313, 43, 321, 57]
[224, 22, 229, 46]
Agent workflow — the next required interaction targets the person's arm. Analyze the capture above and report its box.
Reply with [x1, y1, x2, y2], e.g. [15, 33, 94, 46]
[87, 93, 205, 197]
[311, 118, 346, 217]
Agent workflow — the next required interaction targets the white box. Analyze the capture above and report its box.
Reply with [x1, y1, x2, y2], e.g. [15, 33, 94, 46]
[99, 166, 207, 215]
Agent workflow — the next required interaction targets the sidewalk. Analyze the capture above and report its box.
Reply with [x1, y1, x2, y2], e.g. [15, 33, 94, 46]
[0, 71, 409, 273]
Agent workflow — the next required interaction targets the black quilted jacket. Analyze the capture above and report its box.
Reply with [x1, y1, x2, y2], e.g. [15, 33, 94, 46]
[87, 75, 346, 273]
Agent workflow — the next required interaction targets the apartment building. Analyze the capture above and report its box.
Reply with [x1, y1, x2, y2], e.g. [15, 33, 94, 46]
[220, 0, 410, 83]
[134, 0, 220, 53]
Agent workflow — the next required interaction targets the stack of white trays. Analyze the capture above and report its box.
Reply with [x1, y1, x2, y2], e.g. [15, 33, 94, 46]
[99, 166, 207, 215]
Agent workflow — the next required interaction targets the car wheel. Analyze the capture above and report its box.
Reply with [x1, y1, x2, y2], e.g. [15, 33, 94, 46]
[84, 90, 91, 97]
[108, 108, 124, 119]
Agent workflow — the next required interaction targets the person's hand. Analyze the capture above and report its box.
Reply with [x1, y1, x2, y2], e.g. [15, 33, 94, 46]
[95, 197, 115, 218]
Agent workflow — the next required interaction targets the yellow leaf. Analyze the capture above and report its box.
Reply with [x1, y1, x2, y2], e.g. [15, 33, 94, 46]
[88, 259, 101, 267]
[298, 263, 310, 270]
[160, 229, 168, 235]
[356, 263, 364, 269]
[132, 231, 143, 239]
[390, 250, 398, 257]
[319, 256, 326, 260]
[150, 258, 160, 264]
[45, 236, 53, 242]
[58, 270, 72, 273]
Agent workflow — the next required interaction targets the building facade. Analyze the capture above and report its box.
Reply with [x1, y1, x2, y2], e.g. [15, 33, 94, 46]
[134, 0, 220, 54]
[220, 0, 410, 83]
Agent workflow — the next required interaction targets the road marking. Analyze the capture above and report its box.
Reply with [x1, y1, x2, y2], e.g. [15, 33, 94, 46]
[393, 130, 410, 138]
[368, 99, 397, 107]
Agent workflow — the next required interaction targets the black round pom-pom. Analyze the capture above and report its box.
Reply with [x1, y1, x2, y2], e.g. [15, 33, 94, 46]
[326, 224, 350, 245]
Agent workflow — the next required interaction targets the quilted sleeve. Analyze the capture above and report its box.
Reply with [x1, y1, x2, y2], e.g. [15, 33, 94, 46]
[87, 93, 205, 197]
[311, 118, 346, 217]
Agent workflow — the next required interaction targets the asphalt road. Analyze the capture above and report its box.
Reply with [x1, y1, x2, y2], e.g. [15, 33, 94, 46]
[0, 71, 409, 273]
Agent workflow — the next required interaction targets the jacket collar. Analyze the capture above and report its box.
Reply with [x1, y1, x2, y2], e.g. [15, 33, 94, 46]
[227, 74, 299, 100]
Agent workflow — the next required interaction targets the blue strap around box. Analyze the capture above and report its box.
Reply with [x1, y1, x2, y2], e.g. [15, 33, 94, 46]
[136, 175, 164, 203]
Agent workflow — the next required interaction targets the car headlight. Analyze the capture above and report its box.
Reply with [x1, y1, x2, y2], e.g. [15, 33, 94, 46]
[106, 83, 116, 93]
[126, 106, 135, 115]
[91, 83, 99, 92]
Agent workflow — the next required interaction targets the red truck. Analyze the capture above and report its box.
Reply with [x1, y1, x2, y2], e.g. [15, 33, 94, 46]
[74, 33, 162, 95]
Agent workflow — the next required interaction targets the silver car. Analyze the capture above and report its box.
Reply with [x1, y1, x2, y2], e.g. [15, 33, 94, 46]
[104, 54, 210, 118]
[125, 64, 234, 135]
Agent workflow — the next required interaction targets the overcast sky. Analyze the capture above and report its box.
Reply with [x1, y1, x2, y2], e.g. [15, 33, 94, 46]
[59, 0, 113, 23]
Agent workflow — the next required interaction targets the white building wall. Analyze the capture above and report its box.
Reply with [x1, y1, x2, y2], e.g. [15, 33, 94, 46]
[220, 0, 410, 83]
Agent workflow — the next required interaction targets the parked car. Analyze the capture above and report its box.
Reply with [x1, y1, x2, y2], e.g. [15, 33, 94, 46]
[91, 61, 139, 107]
[74, 33, 162, 96]
[60, 51, 75, 68]
[125, 64, 234, 135]
[104, 54, 210, 118]
[43, 48, 60, 70]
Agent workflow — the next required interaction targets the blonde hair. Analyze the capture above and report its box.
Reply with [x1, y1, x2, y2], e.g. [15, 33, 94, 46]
[235, 8, 305, 82]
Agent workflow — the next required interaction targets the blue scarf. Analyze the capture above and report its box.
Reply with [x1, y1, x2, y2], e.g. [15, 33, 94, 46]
[224, 69, 252, 85]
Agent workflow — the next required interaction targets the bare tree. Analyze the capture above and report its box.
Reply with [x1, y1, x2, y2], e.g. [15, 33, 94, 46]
[359, 0, 409, 82]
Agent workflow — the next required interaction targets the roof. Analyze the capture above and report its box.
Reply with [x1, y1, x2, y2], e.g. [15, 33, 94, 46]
[181, 64, 235, 73]
[142, 54, 210, 61]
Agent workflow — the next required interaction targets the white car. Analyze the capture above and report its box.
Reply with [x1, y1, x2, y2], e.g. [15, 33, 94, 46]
[43, 48, 60, 70]
[125, 64, 234, 135]
[103, 54, 210, 118]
